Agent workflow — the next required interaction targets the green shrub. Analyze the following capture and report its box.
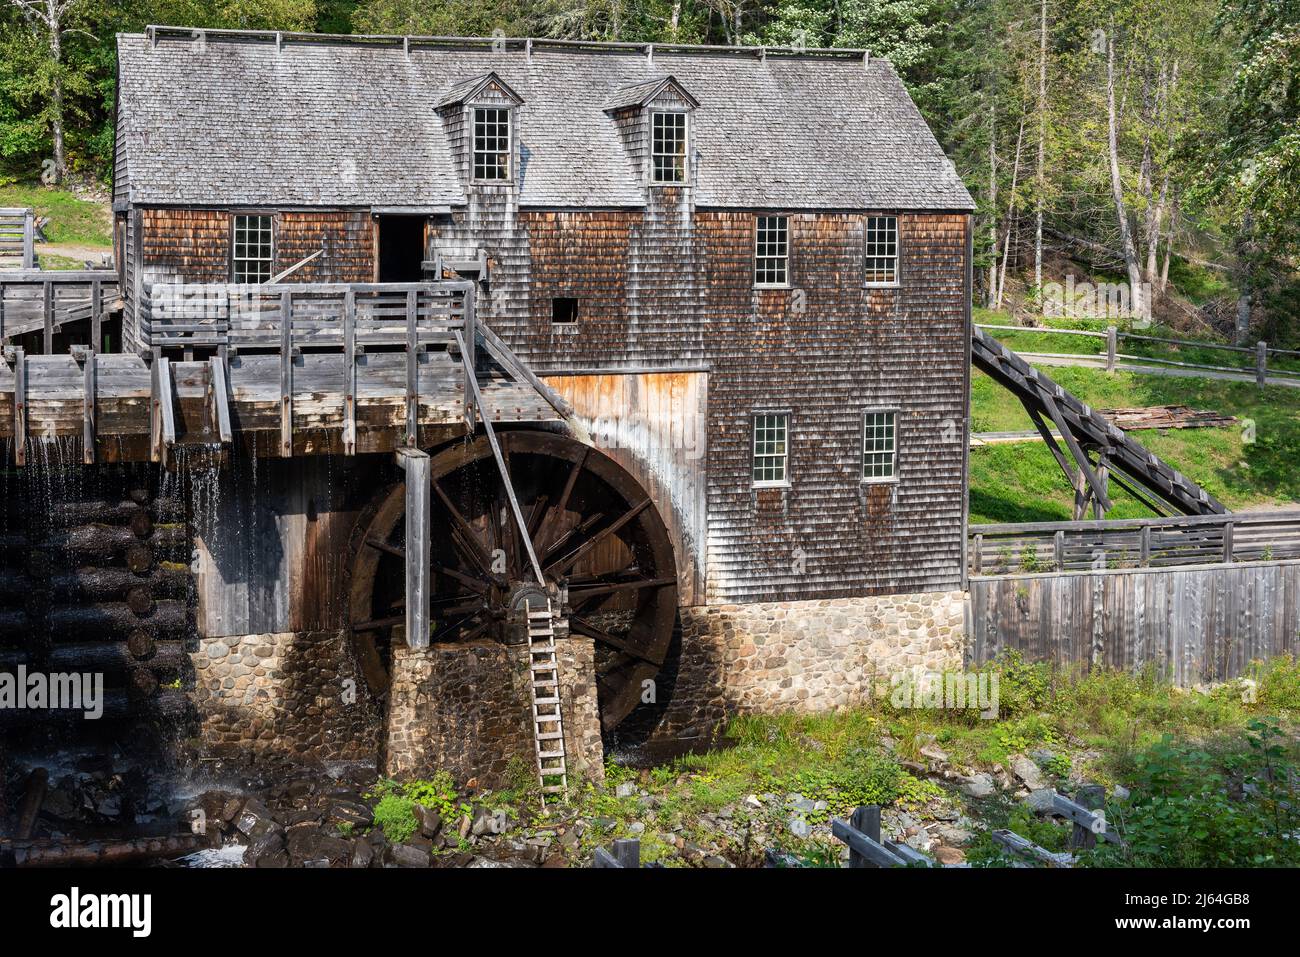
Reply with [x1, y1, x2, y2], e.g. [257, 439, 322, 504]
[366, 773, 469, 844]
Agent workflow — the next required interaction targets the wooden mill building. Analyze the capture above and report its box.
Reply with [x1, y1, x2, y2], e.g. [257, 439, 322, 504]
[5, 26, 975, 781]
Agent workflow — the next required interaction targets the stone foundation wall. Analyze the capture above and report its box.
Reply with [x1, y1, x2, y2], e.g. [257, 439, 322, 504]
[190, 630, 381, 761]
[384, 637, 603, 787]
[651, 590, 967, 740]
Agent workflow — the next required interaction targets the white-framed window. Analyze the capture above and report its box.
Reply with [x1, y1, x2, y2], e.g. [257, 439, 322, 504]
[231, 213, 274, 283]
[862, 410, 898, 481]
[864, 215, 899, 285]
[472, 106, 511, 181]
[651, 111, 688, 184]
[754, 215, 789, 287]
[752, 412, 790, 487]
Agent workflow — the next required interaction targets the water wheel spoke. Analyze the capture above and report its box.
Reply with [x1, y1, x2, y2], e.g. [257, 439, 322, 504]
[433, 479, 492, 571]
[545, 499, 651, 576]
[434, 564, 492, 594]
[364, 536, 404, 559]
[568, 576, 676, 600]
[430, 612, 480, 644]
[354, 613, 404, 632]
[535, 448, 587, 554]
[570, 615, 665, 666]
[540, 511, 605, 568]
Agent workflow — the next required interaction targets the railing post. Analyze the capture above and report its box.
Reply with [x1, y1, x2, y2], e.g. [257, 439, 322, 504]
[91, 280, 103, 353]
[280, 290, 293, 457]
[11, 346, 25, 466]
[973, 533, 983, 576]
[406, 288, 419, 447]
[1139, 524, 1151, 567]
[42, 279, 53, 355]
[1105, 325, 1117, 374]
[1256, 341, 1268, 388]
[1054, 529, 1065, 570]
[462, 286, 477, 426]
[1222, 518, 1234, 564]
[343, 289, 356, 456]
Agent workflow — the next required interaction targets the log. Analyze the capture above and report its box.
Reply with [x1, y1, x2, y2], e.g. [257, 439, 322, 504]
[47, 600, 189, 641]
[42, 524, 185, 562]
[15, 768, 48, 840]
[0, 639, 187, 674]
[47, 565, 189, 603]
[4, 833, 205, 867]
[0, 689, 189, 727]
[47, 500, 150, 528]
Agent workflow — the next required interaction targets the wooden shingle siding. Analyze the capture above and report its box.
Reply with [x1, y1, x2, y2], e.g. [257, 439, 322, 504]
[128, 204, 968, 603]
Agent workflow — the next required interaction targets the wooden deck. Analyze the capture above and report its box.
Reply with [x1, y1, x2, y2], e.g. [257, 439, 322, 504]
[0, 279, 566, 464]
[0, 270, 121, 350]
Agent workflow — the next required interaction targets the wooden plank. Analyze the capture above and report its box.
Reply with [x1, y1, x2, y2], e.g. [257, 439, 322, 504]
[406, 288, 418, 446]
[209, 356, 232, 443]
[397, 447, 431, 649]
[82, 348, 96, 464]
[280, 289, 292, 457]
[991, 829, 1073, 867]
[91, 280, 103, 352]
[12, 346, 25, 466]
[343, 288, 356, 455]
[830, 816, 907, 868]
[42, 280, 53, 355]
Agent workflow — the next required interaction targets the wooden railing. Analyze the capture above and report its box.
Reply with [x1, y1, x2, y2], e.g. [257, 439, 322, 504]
[0, 270, 120, 351]
[970, 511, 1300, 576]
[147, 281, 471, 355]
[975, 322, 1300, 386]
[0, 208, 36, 269]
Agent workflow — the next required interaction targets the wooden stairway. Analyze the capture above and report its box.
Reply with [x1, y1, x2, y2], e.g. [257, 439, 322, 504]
[972, 325, 1227, 517]
[525, 599, 568, 806]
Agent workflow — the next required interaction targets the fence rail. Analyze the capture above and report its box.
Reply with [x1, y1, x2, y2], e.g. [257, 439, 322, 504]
[975, 322, 1300, 386]
[970, 511, 1300, 577]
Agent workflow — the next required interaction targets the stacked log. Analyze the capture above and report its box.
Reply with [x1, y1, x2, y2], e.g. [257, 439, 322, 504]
[0, 473, 194, 731]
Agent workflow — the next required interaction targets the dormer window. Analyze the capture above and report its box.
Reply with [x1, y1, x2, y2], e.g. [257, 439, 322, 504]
[473, 107, 511, 182]
[651, 111, 688, 184]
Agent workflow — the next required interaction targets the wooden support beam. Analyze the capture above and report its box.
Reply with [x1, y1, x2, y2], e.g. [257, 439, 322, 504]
[80, 346, 96, 464]
[831, 815, 908, 868]
[396, 447, 431, 650]
[150, 356, 175, 463]
[1041, 390, 1111, 512]
[42, 280, 52, 355]
[406, 288, 418, 446]
[458, 331, 545, 585]
[208, 355, 232, 444]
[280, 289, 293, 457]
[991, 829, 1074, 867]
[593, 839, 641, 868]
[343, 288, 356, 455]
[11, 346, 25, 466]
[462, 288, 477, 427]
[91, 280, 103, 353]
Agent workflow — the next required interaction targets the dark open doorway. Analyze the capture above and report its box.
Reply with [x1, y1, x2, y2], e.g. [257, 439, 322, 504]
[377, 215, 427, 282]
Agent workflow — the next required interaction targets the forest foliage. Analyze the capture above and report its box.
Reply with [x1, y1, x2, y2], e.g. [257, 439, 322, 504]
[1, 0, 1296, 332]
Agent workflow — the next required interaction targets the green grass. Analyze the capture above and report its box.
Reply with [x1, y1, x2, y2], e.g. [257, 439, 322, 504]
[970, 362, 1300, 524]
[0, 183, 112, 248]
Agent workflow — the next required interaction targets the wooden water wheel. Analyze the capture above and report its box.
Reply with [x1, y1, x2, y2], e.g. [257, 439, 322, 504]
[348, 430, 678, 731]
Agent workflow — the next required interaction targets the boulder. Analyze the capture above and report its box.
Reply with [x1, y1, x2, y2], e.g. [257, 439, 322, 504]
[1010, 754, 1046, 790]
[960, 773, 995, 798]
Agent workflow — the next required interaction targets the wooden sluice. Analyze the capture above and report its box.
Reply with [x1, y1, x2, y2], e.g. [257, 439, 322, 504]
[0, 279, 567, 465]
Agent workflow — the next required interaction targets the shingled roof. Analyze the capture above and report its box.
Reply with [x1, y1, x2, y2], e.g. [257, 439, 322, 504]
[114, 29, 975, 211]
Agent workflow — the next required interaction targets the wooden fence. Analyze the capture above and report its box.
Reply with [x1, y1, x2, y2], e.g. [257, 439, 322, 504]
[970, 511, 1300, 577]
[976, 322, 1300, 386]
[0, 271, 119, 351]
[0, 208, 35, 269]
[968, 560, 1300, 685]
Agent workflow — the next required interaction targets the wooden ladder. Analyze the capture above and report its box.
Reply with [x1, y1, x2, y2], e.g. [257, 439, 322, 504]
[526, 599, 568, 805]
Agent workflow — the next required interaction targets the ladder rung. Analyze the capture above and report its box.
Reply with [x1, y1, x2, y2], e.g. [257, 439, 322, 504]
[533, 680, 558, 689]
[528, 610, 552, 619]
[538, 750, 565, 760]
[541, 785, 567, 794]
[534, 696, 560, 706]
[536, 731, 564, 740]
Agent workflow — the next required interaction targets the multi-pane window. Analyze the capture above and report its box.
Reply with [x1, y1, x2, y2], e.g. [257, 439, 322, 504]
[473, 106, 511, 181]
[754, 216, 789, 286]
[651, 111, 688, 184]
[231, 214, 273, 283]
[864, 215, 899, 285]
[862, 411, 898, 481]
[752, 413, 790, 486]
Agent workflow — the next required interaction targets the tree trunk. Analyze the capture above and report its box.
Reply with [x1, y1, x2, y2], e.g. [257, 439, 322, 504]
[1035, 0, 1047, 299]
[997, 116, 1026, 310]
[1105, 30, 1146, 322]
[987, 99, 999, 309]
[670, 0, 681, 38]
[46, 3, 66, 185]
